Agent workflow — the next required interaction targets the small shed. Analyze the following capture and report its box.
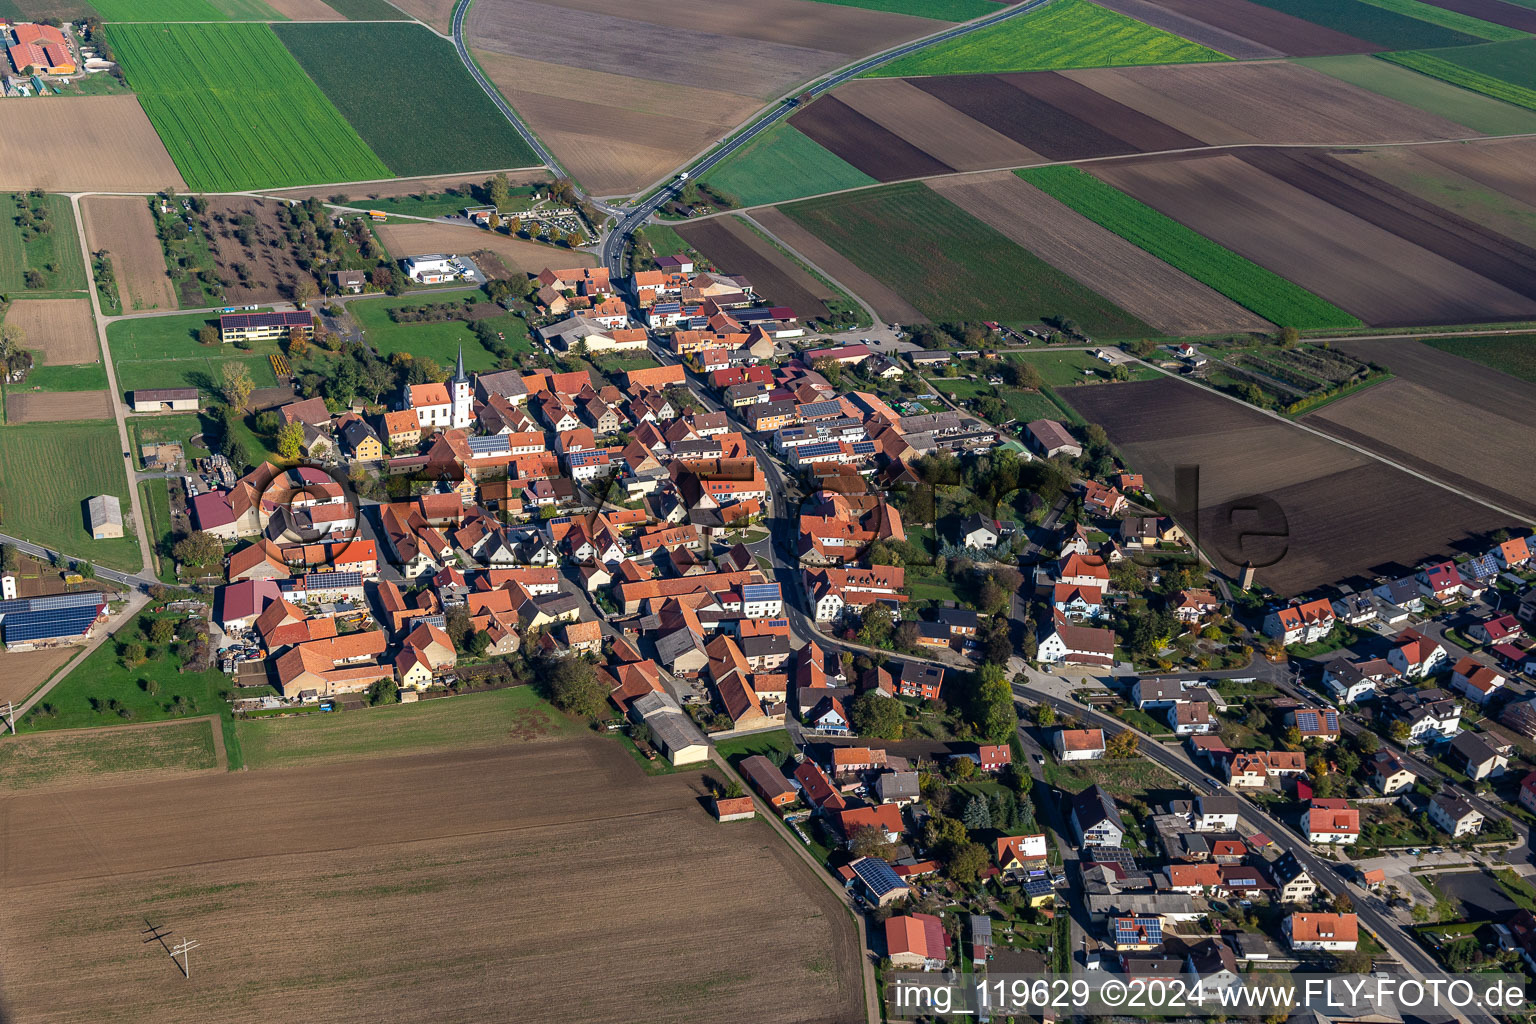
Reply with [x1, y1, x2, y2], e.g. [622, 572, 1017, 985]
[86, 494, 123, 539]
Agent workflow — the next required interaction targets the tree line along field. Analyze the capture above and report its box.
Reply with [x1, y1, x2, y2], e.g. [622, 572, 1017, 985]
[866, 0, 1232, 77]
[1017, 166, 1361, 329]
[272, 23, 540, 178]
[0, 192, 87, 297]
[108, 23, 391, 192]
[0, 421, 143, 571]
[1381, 37, 1536, 111]
[779, 180, 1155, 336]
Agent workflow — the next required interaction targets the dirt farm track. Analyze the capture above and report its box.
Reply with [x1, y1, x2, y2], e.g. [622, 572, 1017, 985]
[0, 737, 861, 1024]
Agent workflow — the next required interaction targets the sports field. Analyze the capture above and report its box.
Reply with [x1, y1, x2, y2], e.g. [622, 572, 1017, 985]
[108, 312, 280, 397]
[0, 420, 142, 571]
[1381, 38, 1536, 111]
[109, 23, 392, 191]
[0, 192, 86, 297]
[89, 0, 284, 18]
[779, 181, 1155, 336]
[704, 122, 877, 208]
[1297, 54, 1536, 134]
[1017, 166, 1362, 329]
[866, 0, 1229, 77]
[273, 23, 539, 177]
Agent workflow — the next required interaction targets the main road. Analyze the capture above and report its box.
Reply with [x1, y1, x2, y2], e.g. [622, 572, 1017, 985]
[447, 0, 1056, 275]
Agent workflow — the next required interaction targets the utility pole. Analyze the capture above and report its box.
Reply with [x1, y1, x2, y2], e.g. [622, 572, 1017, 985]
[0, 702, 14, 735]
[171, 938, 199, 979]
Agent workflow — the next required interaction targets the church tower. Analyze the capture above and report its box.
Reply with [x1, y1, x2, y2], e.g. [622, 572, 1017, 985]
[451, 342, 473, 429]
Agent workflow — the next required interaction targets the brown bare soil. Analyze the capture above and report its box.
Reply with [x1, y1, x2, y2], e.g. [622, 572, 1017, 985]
[4, 299, 99, 365]
[13, 0, 96, 18]
[80, 196, 178, 313]
[1333, 145, 1536, 248]
[1413, 137, 1536, 207]
[1009, 72, 1203, 154]
[1308, 339, 1536, 518]
[0, 739, 861, 1024]
[930, 172, 1272, 334]
[0, 647, 76, 704]
[1092, 0, 1285, 58]
[752, 207, 926, 323]
[1092, 152, 1536, 327]
[791, 96, 955, 181]
[1063, 376, 1510, 595]
[548, 0, 947, 47]
[1060, 62, 1479, 147]
[471, 50, 762, 196]
[0, 97, 185, 193]
[1416, 0, 1536, 32]
[263, 0, 344, 16]
[6, 390, 113, 423]
[834, 79, 1044, 173]
[1138, 0, 1384, 55]
[676, 216, 835, 320]
[372, 220, 595, 272]
[265, 170, 550, 203]
[384, 0, 455, 31]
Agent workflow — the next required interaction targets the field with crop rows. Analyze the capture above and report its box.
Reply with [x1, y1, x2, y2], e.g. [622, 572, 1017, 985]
[89, 0, 283, 19]
[1381, 38, 1536, 110]
[274, 23, 539, 177]
[109, 23, 392, 191]
[1354, 0, 1527, 40]
[1017, 166, 1361, 329]
[1246, 0, 1489, 47]
[704, 122, 877, 208]
[867, 0, 1229, 77]
[1424, 332, 1536, 382]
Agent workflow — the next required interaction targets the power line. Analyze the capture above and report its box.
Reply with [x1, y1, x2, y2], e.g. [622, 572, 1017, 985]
[0, 701, 14, 735]
[170, 938, 200, 980]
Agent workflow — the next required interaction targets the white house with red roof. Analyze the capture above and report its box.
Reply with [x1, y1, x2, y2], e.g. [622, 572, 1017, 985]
[1302, 799, 1359, 845]
[1496, 536, 1531, 569]
[1262, 598, 1336, 645]
[1418, 561, 1464, 602]
[1388, 629, 1448, 679]
[1450, 656, 1506, 705]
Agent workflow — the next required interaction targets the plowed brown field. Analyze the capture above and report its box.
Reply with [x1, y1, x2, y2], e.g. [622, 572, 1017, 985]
[1333, 145, 1536, 248]
[385, 0, 455, 31]
[1063, 376, 1510, 595]
[373, 220, 595, 272]
[751, 207, 926, 323]
[6, 390, 113, 423]
[1415, 0, 1536, 32]
[0, 97, 184, 193]
[1092, 152, 1536, 326]
[835, 79, 1043, 173]
[791, 96, 956, 180]
[676, 215, 834, 319]
[263, 0, 344, 17]
[0, 738, 861, 1024]
[0, 647, 76, 704]
[4, 299, 99, 364]
[1412, 137, 1536, 206]
[930, 172, 1271, 335]
[81, 196, 177, 312]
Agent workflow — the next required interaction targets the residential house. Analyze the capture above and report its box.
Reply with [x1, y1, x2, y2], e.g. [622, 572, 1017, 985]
[1263, 598, 1336, 645]
[1192, 795, 1243, 832]
[1302, 799, 1359, 846]
[1270, 853, 1318, 904]
[1388, 629, 1448, 679]
[1520, 773, 1536, 816]
[896, 661, 943, 701]
[1081, 480, 1126, 516]
[1419, 561, 1464, 602]
[958, 513, 1001, 550]
[1284, 913, 1357, 952]
[1384, 687, 1462, 743]
[1055, 728, 1106, 761]
[1225, 750, 1306, 788]
[1451, 657, 1507, 705]
[1323, 657, 1400, 704]
[1451, 731, 1509, 780]
[875, 771, 921, 807]
[1037, 613, 1114, 668]
[1285, 706, 1340, 742]
[1428, 791, 1483, 837]
[1470, 615, 1523, 646]
[1370, 750, 1416, 795]
[1168, 702, 1214, 735]
[1173, 589, 1220, 623]
[1070, 784, 1125, 847]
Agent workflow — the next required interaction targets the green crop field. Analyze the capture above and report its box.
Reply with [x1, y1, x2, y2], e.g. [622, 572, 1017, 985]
[236, 685, 583, 769]
[780, 182, 1154, 336]
[866, 0, 1228, 77]
[0, 420, 142, 571]
[273, 23, 539, 178]
[89, 0, 284, 19]
[1296, 55, 1536, 134]
[349, 296, 521, 369]
[108, 311, 279, 397]
[1357, 0, 1527, 40]
[109, 23, 391, 191]
[1424, 333, 1536, 382]
[0, 192, 87, 297]
[0, 719, 218, 790]
[704, 122, 877, 208]
[316, 0, 410, 16]
[808, 0, 999, 19]
[1381, 39, 1536, 111]
[1247, 0, 1490, 47]
[1017, 167, 1361, 329]
[12, 363, 109, 392]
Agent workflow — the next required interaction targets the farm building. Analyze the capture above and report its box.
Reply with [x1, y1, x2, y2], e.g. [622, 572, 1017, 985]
[8, 23, 74, 76]
[403, 254, 459, 284]
[86, 494, 123, 539]
[219, 311, 314, 344]
[0, 591, 108, 650]
[129, 388, 199, 412]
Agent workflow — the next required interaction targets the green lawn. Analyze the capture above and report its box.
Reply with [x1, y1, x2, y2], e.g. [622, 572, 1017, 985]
[1041, 758, 1178, 799]
[999, 387, 1063, 422]
[866, 0, 1229, 77]
[809, 0, 999, 17]
[1380, 38, 1536, 111]
[1296, 55, 1536, 135]
[138, 478, 177, 583]
[109, 23, 391, 191]
[273, 23, 539, 177]
[780, 181, 1154, 337]
[0, 719, 218, 790]
[1017, 166, 1361, 329]
[349, 296, 515, 370]
[636, 224, 693, 259]
[14, 362, 109, 392]
[1007, 349, 1154, 386]
[340, 186, 533, 219]
[90, 0, 284, 17]
[108, 312, 279, 397]
[1247, 0, 1490, 47]
[130, 412, 214, 458]
[933, 378, 991, 398]
[1424, 333, 1536, 382]
[0, 192, 87, 298]
[19, 609, 234, 732]
[236, 685, 584, 769]
[704, 122, 878, 209]
[0, 420, 142, 571]
[715, 729, 795, 765]
[909, 574, 964, 604]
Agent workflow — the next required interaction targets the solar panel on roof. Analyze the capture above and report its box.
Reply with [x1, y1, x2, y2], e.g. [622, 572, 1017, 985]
[1114, 916, 1162, 946]
[467, 435, 511, 455]
[796, 442, 842, 459]
[799, 400, 841, 418]
[741, 584, 781, 602]
[1023, 878, 1054, 898]
[1, 604, 102, 643]
[9, 591, 105, 612]
[851, 857, 906, 897]
[850, 441, 877, 455]
[308, 572, 362, 588]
